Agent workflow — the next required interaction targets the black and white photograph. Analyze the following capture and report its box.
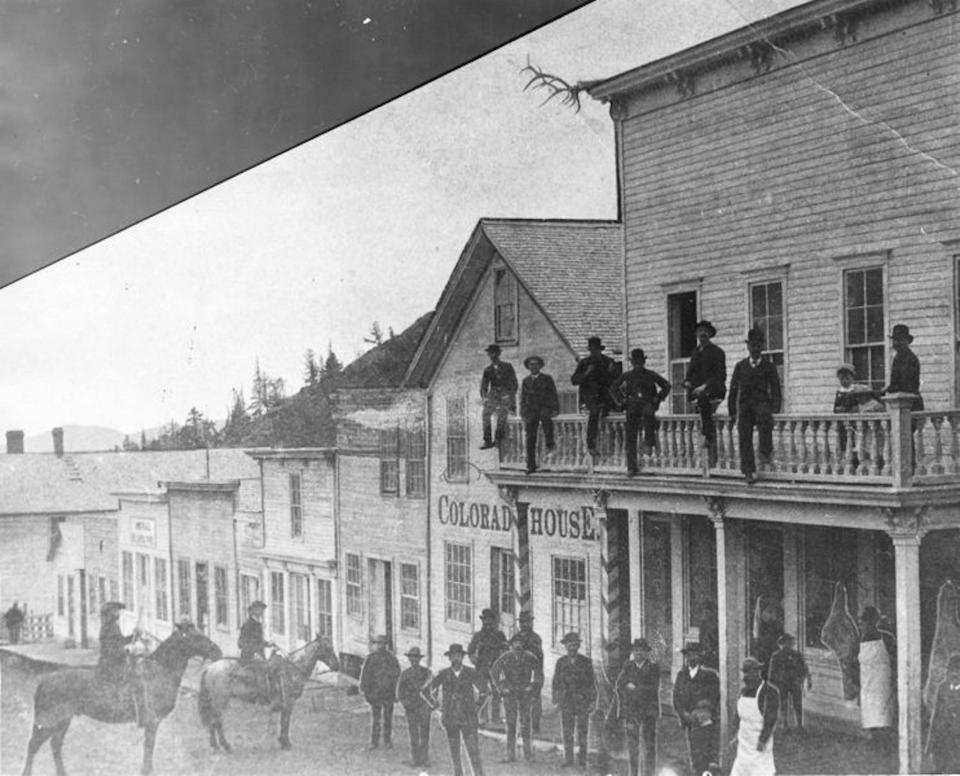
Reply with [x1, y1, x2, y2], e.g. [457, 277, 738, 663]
[2, 1, 959, 774]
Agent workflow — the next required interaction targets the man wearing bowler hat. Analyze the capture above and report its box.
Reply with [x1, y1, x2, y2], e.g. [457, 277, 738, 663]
[572, 336, 622, 456]
[683, 321, 727, 467]
[480, 343, 518, 449]
[611, 348, 672, 476]
[360, 634, 401, 750]
[882, 324, 923, 410]
[728, 326, 782, 484]
[673, 642, 721, 776]
[491, 632, 542, 762]
[616, 638, 661, 776]
[520, 355, 559, 474]
[468, 608, 507, 726]
[553, 631, 597, 768]
[421, 643, 487, 776]
[396, 646, 433, 767]
[514, 611, 545, 732]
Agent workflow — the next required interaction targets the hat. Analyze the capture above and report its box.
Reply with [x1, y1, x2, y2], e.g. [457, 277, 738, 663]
[523, 355, 545, 369]
[372, 634, 390, 644]
[947, 653, 960, 672]
[405, 646, 425, 659]
[836, 363, 857, 377]
[631, 638, 652, 651]
[101, 601, 125, 616]
[741, 656, 762, 671]
[695, 320, 717, 338]
[859, 606, 881, 623]
[777, 633, 796, 646]
[518, 611, 534, 622]
[509, 632, 526, 645]
[745, 326, 765, 347]
[680, 642, 703, 654]
[480, 608, 497, 621]
[444, 643, 466, 657]
[248, 600, 267, 612]
[889, 324, 914, 343]
[485, 344, 502, 355]
[630, 348, 647, 364]
[561, 632, 582, 645]
[175, 615, 195, 630]
[605, 639, 626, 651]
[587, 336, 606, 351]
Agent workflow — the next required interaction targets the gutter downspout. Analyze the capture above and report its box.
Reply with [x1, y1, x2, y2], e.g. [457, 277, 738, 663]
[425, 392, 433, 667]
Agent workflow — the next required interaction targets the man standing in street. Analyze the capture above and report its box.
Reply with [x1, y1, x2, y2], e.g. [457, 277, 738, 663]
[396, 646, 433, 768]
[490, 632, 542, 763]
[616, 638, 661, 776]
[730, 657, 780, 776]
[479, 344, 518, 449]
[3, 601, 24, 644]
[611, 348, 672, 476]
[728, 327, 782, 484]
[520, 355, 559, 474]
[673, 642, 721, 776]
[467, 608, 507, 727]
[683, 321, 726, 467]
[422, 643, 487, 776]
[571, 336, 621, 457]
[360, 634, 401, 750]
[514, 611, 545, 732]
[552, 631, 597, 768]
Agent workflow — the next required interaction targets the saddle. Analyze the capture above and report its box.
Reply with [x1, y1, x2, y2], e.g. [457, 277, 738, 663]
[234, 658, 283, 706]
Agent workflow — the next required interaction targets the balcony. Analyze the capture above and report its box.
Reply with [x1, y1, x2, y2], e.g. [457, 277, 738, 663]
[499, 395, 960, 489]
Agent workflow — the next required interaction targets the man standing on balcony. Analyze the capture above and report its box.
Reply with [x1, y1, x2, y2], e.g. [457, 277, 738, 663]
[611, 348, 672, 476]
[683, 321, 726, 467]
[728, 327, 782, 484]
[882, 324, 923, 410]
[520, 355, 559, 474]
[479, 344, 518, 450]
[571, 336, 621, 457]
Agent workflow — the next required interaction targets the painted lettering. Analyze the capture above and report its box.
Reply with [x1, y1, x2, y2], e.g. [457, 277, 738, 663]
[543, 509, 556, 537]
[529, 506, 543, 536]
[569, 510, 581, 539]
[438, 494, 449, 525]
[557, 509, 568, 539]
[582, 507, 596, 541]
[468, 503, 480, 528]
[480, 504, 490, 530]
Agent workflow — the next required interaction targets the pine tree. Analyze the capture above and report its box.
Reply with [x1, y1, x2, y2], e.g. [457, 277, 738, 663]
[323, 343, 343, 378]
[364, 321, 385, 347]
[304, 348, 321, 386]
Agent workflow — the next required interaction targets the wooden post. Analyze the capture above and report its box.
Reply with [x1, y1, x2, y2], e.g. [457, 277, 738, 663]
[706, 496, 732, 769]
[883, 394, 917, 489]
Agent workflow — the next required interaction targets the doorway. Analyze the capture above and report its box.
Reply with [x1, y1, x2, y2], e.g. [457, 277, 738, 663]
[368, 559, 394, 647]
[491, 547, 516, 635]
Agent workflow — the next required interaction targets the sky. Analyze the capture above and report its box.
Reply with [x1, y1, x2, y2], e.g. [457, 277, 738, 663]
[0, 0, 806, 437]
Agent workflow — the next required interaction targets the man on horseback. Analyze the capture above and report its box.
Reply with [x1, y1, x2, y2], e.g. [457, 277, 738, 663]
[237, 600, 280, 704]
[97, 601, 152, 725]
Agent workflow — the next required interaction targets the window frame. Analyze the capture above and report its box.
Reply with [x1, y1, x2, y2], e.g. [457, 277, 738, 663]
[747, 277, 787, 404]
[404, 427, 426, 498]
[155, 557, 169, 623]
[444, 541, 474, 625]
[345, 553, 363, 619]
[665, 286, 701, 415]
[493, 266, 519, 344]
[214, 565, 229, 629]
[317, 578, 334, 638]
[289, 472, 303, 539]
[270, 570, 286, 635]
[551, 554, 588, 649]
[177, 557, 192, 619]
[122, 551, 134, 608]
[839, 257, 888, 392]
[379, 427, 400, 495]
[445, 396, 469, 482]
[399, 562, 421, 632]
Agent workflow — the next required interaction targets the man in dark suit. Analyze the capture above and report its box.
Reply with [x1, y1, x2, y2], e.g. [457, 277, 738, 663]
[360, 634, 402, 750]
[467, 608, 507, 726]
[520, 355, 559, 474]
[422, 643, 488, 776]
[683, 321, 726, 467]
[553, 631, 597, 768]
[616, 638, 661, 776]
[571, 336, 621, 456]
[396, 646, 433, 767]
[479, 343, 518, 449]
[673, 642, 721, 776]
[514, 611, 544, 732]
[728, 326, 782, 483]
[490, 632, 542, 762]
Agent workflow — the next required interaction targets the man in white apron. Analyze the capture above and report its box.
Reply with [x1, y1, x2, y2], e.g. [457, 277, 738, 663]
[730, 657, 780, 776]
[857, 606, 897, 758]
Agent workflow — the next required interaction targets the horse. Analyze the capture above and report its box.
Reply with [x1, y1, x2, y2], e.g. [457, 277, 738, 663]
[22, 626, 222, 776]
[197, 633, 339, 752]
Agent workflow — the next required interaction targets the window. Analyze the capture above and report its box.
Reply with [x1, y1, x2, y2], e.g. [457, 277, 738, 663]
[289, 473, 303, 538]
[98, 576, 107, 613]
[57, 575, 65, 617]
[844, 267, 885, 391]
[491, 547, 516, 619]
[177, 558, 192, 618]
[667, 290, 699, 413]
[67, 576, 75, 637]
[558, 389, 580, 415]
[155, 559, 169, 623]
[750, 280, 785, 388]
[317, 578, 333, 638]
[803, 526, 859, 648]
[445, 542, 473, 624]
[494, 268, 518, 342]
[240, 574, 260, 615]
[109, 579, 119, 602]
[445, 396, 468, 481]
[270, 571, 286, 634]
[122, 551, 134, 607]
[196, 563, 209, 632]
[291, 572, 310, 642]
[136, 553, 150, 614]
[400, 563, 420, 630]
[214, 565, 228, 628]
[552, 556, 588, 647]
[405, 427, 426, 498]
[379, 428, 399, 494]
[346, 553, 362, 618]
[88, 573, 97, 615]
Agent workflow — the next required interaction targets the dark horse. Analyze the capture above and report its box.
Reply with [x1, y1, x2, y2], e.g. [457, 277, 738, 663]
[22, 627, 222, 776]
[198, 633, 339, 752]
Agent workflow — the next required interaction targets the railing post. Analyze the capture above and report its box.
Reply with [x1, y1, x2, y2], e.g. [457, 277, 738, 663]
[884, 394, 917, 489]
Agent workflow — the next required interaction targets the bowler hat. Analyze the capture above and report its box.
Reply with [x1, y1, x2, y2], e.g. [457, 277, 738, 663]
[485, 344, 502, 355]
[889, 324, 914, 343]
[631, 638, 652, 651]
[630, 348, 647, 364]
[777, 633, 796, 646]
[248, 600, 267, 612]
[745, 326, 765, 346]
[561, 632, 582, 645]
[175, 615, 195, 630]
[741, 656, 762, 671]
[695, 320, 717, 338]
[587, 336, 606, 351]
[480, 608, 497, 621]
[518, 611, 534, 622]
[372, 634, 390, 644]
[405, 646, 425, 659]
[509, 632, 526, 645]
[680, 642, 703, 654]
[523, 355, 545, 369]
[444, 643, 466, 657]
[836, 363, 857, 378]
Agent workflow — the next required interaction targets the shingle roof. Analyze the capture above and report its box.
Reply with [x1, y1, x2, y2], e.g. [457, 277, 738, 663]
[0, 449, 260, 516]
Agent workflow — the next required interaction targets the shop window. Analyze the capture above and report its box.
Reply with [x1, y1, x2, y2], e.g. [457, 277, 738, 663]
[57, 575, 65, 617]
[155, 558, 169, 623]
[317, 579, 333, 638]
[400, 563, 420, 631]
[177, 558, 192, 619]
[445, 542, 473, 624]
[844, 266, 885, 391]
[289, 472, 303, 538]
[552, 556, 587, 648]
[491, 547, 516, 622]
[749, 280, 786, 392]
[494, 268, 518, 343]
[291, 572, 310, 642]
[445, 397, 468, 481]
[214, 565, 229, 628]
[803, 526, 859, 649]
[667, 290, 699, 413]
[270, 571, 285, 635]
[346, 553, 363, 618]
[404, 428, 426, 498]
[122, 551, 134, 608]
[379, 428, 399, 494]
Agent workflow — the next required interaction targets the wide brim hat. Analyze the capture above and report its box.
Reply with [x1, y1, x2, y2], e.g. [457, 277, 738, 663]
[101, 601, 125, 616]
[523, 355, 545, 369]
[248, 600, 267, 612]
[694, 320, 717, 338]
[372, 634, 390, 644]
[444, 643, 466, 656]
[560, 632, 582, 645]
[518, 611, 534, 622]
[405, 646, 424, 658]
[587, 336, 606, 351]
[777, 633, 796, 646]
[485, 344, 502, 355]
[479, 608, 497, 621]
[630, 348, 647, 363]
[680, 642, 703, 654]
[175, 615, 195, 629]
[509, 632, 526, 645]
[745, 326, 765, 346]
[889, 324, 914, 343]
[836, 362, 857, 377]
[631, 638, 652, 651]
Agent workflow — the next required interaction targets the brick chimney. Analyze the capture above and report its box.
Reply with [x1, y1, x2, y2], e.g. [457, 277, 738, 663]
[6, 430, 24, 454]
[52, 427, 64, 458]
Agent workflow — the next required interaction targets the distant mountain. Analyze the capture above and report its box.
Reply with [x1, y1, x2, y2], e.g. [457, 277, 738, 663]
[26, 425, 130, 453]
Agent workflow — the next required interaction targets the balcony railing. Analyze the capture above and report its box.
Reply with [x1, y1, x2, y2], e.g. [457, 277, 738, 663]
[500, 394, 958, 488]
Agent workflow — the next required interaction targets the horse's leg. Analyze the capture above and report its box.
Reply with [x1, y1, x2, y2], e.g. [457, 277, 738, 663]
[21, 724, 54, 776]
[216, 721, 232, 753]
[140, 722, 158, 776]
[278, 707, 292, 750]
[49, 720, 71, 776]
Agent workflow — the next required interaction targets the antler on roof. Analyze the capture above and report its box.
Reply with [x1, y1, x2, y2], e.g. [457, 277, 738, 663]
[520, 58, 585, 113]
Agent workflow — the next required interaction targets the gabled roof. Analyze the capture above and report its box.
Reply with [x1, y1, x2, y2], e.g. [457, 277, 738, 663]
[403, 218, 623, 388]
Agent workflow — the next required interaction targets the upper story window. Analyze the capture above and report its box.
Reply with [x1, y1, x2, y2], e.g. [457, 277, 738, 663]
[345, 553, 362, 618]
[379, 428, 400, 494]
[844, 266, 885, 391]
[289, 472, 303, 538]
[494, 268, 518, 342]
[404, 427, 426, 498]
[749, 280, 786, 389]
[667, 290, 699, 414]
[445, 396, 468, 481]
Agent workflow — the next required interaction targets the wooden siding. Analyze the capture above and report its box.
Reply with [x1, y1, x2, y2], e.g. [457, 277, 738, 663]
[620, 13, 960, 414]
[260, 458, 335, 560]
[0, 518, 56, 618]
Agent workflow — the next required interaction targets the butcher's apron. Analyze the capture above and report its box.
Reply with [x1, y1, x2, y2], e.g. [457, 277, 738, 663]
[730, 684, 776, 776]
[860, 638, 895, 728]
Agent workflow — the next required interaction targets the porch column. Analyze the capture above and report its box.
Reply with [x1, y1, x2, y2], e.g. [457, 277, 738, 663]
[706, 496, 731, 769]
[886, 509, 927, 774]
[883, 394, 916, 489]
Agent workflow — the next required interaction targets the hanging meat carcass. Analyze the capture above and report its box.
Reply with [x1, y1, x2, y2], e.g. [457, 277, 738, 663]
[923, 580, 960, 713]
[821, 582, 861, 701]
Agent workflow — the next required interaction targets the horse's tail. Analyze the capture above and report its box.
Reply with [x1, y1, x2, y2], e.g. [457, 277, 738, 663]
[197, 668, 215, 730]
